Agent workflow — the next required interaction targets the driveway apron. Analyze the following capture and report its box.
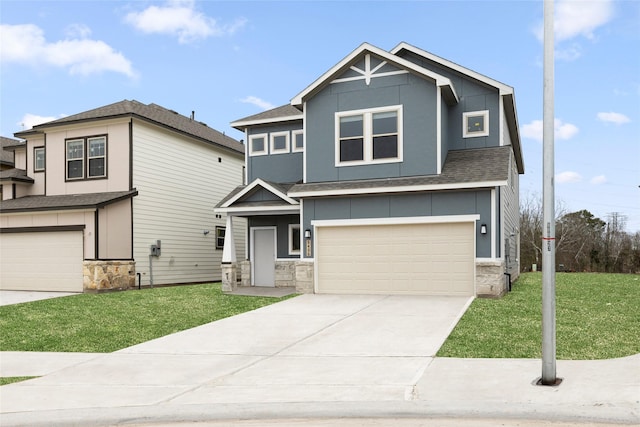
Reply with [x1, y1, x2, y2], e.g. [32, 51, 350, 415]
[0, 294, 472, 413]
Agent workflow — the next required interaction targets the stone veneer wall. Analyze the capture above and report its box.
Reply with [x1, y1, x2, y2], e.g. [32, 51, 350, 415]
[234, 260, 314, 294]
[83, 260, 136, 292]
[275, 260, 296, 287]
[239, 260, 251, 287]
[294, 261, 314, 293]
[475, 260, 508, 297]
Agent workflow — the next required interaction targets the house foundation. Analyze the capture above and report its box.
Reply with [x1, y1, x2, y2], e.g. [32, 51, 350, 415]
[83, 260, 136, 292]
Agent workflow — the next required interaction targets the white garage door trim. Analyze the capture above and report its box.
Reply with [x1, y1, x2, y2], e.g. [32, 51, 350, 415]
[312, 215, 479, 296]
[0, 230, 84, 292]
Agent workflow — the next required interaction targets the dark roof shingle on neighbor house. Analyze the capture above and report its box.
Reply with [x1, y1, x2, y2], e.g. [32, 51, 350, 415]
[231, 104, 303, 129]
[1, 136, 24, 167]
[0, 190, 138, 213]
[0, 168, 34, 184]
[14, 100, 244, 155]
[288, 146, 511, 195]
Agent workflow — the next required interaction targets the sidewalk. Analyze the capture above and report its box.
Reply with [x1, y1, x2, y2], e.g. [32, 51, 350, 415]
[1, 294, 638, 426]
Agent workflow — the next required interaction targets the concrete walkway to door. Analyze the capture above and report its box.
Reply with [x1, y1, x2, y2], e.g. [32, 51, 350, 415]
[1, 294, 638, 426]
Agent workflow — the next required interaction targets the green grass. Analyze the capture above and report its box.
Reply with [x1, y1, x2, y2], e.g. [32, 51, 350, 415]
[0, 283, 295, 353]
[438, 272, 640, 360]
[0, 377, 38, 386]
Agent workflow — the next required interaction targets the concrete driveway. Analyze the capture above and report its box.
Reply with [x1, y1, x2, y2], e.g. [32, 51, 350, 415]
[0, 290, 79, 306]
[1, 294, 472, 422]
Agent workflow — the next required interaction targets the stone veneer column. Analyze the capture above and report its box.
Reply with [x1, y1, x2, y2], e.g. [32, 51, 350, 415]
[83, 260, 136, 292]
[221, 263, 237, 292]
[239, 260, 251, 287]
[294, 261, 314, 293]
[475, 260, 507, 297]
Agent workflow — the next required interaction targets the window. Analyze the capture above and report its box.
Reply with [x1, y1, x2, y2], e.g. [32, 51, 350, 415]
[288, 224, 301, 255]
[66, 139, 84, 179]
[463, 110, 489, 138]
[336, 106, 402, 166]
[66, 136, 107, 180]
[270, 131, 290, 154]
[292, 130, 304, 152]
[34, 147, 45, 172]
[215, 226, 226, 250]
[87, 137, 106, 177]
[249, 133, 268, 156]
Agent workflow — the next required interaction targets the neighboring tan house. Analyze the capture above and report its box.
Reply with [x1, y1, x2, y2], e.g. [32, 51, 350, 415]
[0, 100, 245, 292]
[0, 136, 22, 171]
[215, 42, 524, 297]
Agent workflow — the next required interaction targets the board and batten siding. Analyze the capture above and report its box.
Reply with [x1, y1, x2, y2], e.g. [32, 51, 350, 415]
[132, 122, 245, 286]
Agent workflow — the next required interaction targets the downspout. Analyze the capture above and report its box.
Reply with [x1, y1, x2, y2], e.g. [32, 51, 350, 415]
[149, 254, 154, 287]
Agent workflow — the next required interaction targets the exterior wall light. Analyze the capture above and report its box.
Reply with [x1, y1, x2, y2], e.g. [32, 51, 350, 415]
[480, 224, 487, 235]
[304, 229, 311, 239]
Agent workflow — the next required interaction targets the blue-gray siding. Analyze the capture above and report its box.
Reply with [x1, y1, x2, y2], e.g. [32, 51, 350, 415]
[249, 214, 299, 259]
[247, 123, 303, 183]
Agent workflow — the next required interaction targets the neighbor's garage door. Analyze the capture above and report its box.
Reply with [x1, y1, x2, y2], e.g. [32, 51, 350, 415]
[316, 222, 474, 295]
[0, 231, 83, 292]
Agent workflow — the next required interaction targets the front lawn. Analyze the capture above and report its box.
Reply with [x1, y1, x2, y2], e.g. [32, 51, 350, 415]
[438, 272, 640, 359]
[0, 283, 295, 353]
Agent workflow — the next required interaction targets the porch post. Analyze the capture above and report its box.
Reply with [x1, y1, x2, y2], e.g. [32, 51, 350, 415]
[221, 215, 237, 292]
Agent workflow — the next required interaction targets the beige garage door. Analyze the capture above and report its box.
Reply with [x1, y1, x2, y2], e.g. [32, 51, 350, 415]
[316, 222, 474, 295]
[0, 231, 84, 292]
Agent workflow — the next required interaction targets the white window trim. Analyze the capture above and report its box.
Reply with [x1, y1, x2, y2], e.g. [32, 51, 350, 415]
[463, 110, 489, 138]
[215, 226, 225, 250]
[34, 147, 45, 172]
[288, 224, 301, 255]
[270, 131, 290, 155]
[87, 136, 106, 178]
[335, 105, 403, 167]
[292, 129, 304, 153]
[249, 133, 268, 156]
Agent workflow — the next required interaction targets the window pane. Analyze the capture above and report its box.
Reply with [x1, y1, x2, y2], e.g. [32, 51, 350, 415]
[273, 135, 287, 150]
[373, 111, 397, 135]
[35, 148, 45, 170]
[88, 138, 105, 156]
[340, 115, 363, 138]
[216, 227, 226, 249]
[373, 135, 398, 159]
[252, 137, 264, 152]
[291, 226, 301, 251]
[67, 140, 83, 159]
[295, 133, 304, 149]
[89, 158, 105, 177]
[467, 115, 485, 133]
[68, 160, 83, 178]
[340, 138, 364, 162]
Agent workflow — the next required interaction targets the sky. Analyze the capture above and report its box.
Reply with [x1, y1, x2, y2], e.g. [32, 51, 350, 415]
[1, 0, 639, 232]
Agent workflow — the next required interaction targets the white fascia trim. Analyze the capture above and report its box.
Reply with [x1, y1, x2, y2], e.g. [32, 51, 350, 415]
[491, 188, 496, 259]
[391, 42, 514, 96]
[231, 114, 303, 129]
[436, 87, 442, 175]
[291, 42, 454, 106]
[289, 180, 507, 198]
[221, 178, 299, 208]
[312, 214, 480, 228]
[302, 102, 307, 183]
[215, 206, 301, 216]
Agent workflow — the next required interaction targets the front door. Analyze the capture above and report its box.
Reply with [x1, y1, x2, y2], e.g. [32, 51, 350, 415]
[252, 227, 276, 287]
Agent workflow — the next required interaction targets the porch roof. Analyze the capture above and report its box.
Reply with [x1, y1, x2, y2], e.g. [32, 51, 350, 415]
[0, 189, 138, 213]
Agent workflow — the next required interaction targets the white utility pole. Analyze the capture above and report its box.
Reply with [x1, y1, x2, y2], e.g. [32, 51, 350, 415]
[542, 0, 558, 385]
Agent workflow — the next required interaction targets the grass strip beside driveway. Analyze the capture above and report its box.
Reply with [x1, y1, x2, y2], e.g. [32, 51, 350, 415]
[438, 272, 640, 360]
[0, 283, 295, 353]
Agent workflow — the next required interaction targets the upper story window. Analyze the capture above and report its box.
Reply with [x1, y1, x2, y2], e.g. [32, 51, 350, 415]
[66, 136, 107, 180]
[463, 110, 489, 138]
[270, 131, 290, 154]
[335, 105, 403, 166]
[292, 130, 304, 152]
[249, 133, 268, 156]
[34, 147, 45, 172]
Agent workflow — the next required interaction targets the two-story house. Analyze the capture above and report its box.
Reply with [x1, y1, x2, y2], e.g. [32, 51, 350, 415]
[0, 100, 245, 293]
[215, 42, 523, 297]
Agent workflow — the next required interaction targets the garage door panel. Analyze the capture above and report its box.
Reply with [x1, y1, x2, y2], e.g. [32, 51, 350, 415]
[317, 222, 474, 296]
[0, 231, 83, 292]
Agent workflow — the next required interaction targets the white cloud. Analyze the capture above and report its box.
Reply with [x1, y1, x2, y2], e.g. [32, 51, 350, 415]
[597, 112, 631, 125]
[124, 0, 247, 44]
[0, 24, 136, 78]
[521, 119, 579, 142]
[556, 171, 582, 183]
[590, 175, 607, 184]
[555, 44, 582, 61]
[240, 96, 276, 111]
[17, 113, 66, 130]
[535, 0, 615, 42]
[64, 23, 92, 39]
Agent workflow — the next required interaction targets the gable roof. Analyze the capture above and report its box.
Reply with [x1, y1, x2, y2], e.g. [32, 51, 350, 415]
[0, 136, 23, 167]
[231, 104, 303, 130]
[291, 42, 459, 107]
[14, 100, 244, 155]
[289, 146, 511, 197]
[0, 190, 138, 213]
